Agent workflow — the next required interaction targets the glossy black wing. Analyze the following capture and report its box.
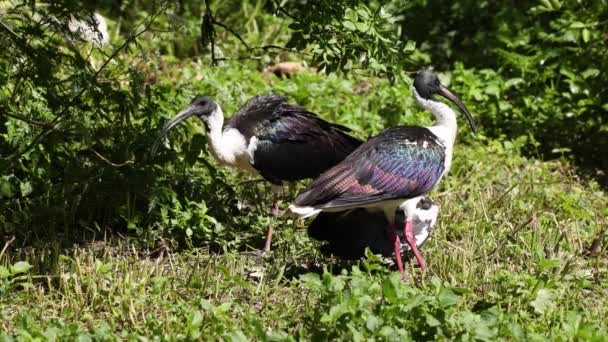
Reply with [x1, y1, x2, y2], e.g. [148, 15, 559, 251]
[295, 126, 445, 208]
[308, 209, 394, 259]
[229, 94, 362, 183]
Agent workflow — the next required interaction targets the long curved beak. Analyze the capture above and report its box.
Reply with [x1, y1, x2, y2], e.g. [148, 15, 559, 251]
[437, 85, 476, 133]
[151, 105, 198, 156]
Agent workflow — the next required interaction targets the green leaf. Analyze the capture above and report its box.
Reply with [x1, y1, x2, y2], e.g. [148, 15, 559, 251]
[438, 288, 461, 308]
[355, 21, 368, 32]
[365, 315, 381, 332]
[425, 313, 441, 327]
[538, 259, 560, 271]
[582, 28, 590, 43]
[530, 289, 555, 314]
[403, 40, 416, 53]
[345, 8, 358, 23]
[582, 68, 599, 79]
[343, 21, 356, 31]
[356, 8, 370, 20]
[0, 266, 10, 278]
[20, 181, 33, 197]
[300, 273, 322, 288]
[570, 21, 586, 29]
[382, 273, 400, 302]
[11, 261, 32, 274]
[190, 311, 203, 329]
[0, 179, 14, 198]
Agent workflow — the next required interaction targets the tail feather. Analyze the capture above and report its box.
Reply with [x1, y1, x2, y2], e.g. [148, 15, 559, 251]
[286, 204, 321, 219]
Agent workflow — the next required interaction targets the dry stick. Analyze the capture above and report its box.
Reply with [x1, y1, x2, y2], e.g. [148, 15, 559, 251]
[0, 236, 16, 260]
[90, 149, 134, 168]
[1, 111, 56, 128]
[1, 4, 168, 164]
[480, 216, 536, 260]
[210, 13, 311, 57]
[587, 227, 606, 257]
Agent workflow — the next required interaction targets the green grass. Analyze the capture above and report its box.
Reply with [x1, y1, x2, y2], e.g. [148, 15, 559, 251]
[2, 139, 607, 340]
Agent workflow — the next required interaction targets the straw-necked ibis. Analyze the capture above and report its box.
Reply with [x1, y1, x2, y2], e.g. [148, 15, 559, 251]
[289, 70, 475, 281]
[308, 197, 438, 261]
[152, 94, 362, 251]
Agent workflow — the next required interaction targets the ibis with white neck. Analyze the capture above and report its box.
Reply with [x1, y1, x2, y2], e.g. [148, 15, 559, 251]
[152, 94, 362, 251]
[289, 70, 475, 281]
[308, 197, 438, 263]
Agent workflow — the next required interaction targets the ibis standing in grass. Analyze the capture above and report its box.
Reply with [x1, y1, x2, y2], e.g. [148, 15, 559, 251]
[308, 197, 439, 260]
[152, 94, 362, 251]
[289, 70, 475, 281]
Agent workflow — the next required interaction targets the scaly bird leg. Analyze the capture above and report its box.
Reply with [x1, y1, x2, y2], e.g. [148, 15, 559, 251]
[389, 223, 408, 282]
[263, 193, 280, 252]
[404, 219, 425, 269]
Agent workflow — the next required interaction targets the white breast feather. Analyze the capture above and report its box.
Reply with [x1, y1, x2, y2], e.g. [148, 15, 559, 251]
[211, 128, 256, 173]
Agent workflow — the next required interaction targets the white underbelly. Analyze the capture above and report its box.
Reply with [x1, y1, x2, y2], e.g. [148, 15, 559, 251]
[209, 128, 258, 174]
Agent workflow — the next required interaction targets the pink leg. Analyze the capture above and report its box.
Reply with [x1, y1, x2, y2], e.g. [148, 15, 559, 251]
[389, 223, 408, 282]
[403, 220, 425, 269]
[263, 193, 279, 252]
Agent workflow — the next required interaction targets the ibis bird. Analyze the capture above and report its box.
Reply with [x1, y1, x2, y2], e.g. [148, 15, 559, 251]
[308, 197, 438, 260]
[289, 70, 475, 281]
[152, 94, 362, 251]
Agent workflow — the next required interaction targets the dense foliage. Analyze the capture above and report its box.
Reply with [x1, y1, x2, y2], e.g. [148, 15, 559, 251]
[0, 0, 606, 339]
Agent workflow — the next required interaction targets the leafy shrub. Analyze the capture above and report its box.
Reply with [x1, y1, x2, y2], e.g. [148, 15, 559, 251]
[399, 0, 608, 181]
[301, 263, 607, 341]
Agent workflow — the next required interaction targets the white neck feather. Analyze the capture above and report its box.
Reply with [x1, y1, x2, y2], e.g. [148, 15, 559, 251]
[413, 88, 457, 146]
[206, 106, 228, 163]
[205, 105, 255, 172]
[206, 106, 225, 141]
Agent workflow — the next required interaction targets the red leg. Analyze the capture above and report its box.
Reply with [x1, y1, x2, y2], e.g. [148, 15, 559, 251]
[404, 220, 425, 269]
[389, 223, 408, 282]
[264, 193, 280, 252]
[263, 226, 273, 252]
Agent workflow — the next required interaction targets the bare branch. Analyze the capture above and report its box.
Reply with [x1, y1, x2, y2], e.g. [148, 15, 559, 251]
[2, 2, 169, 164]
[212, 18, 251, 51]
[90, 149, 134, 168]
[1, 111, 56, 129]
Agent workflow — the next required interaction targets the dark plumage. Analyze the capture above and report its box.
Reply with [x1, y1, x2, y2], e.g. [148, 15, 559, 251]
[295, 126, 445, 209]
[308, 197, 438, 260]
[290, 69, 476, 281]
[152, 93, 362, 252]
[230, 94, 362, 183]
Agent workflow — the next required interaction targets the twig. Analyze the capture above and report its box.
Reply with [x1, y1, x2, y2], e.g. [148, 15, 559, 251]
[480, 216, 536, 260]
[1, 111, 56, 128]
[586, 227, 606, 257]
[2, 3, 168, 165]
[253, 45, 312, 56]
[90, 149, 134, 168]
[203, 0, 216, 65]
[215, 56, 262, 61]
[0, 19, 22, 40]
[272, 0, 299, 21]
[0, 236, 16, 260]
[212, 18, 250, 51]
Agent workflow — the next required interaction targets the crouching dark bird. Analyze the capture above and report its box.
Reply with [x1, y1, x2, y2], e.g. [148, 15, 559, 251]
[308, 197, 438, 261]
[289, 70, 476, 281]
[152, 94, 362, 251]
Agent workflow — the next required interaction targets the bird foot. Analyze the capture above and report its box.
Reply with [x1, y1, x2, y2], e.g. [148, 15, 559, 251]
[269, 206, 281, 217]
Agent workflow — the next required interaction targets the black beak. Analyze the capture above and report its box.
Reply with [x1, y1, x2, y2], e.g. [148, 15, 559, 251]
[151, 105, 198, 156]
[437, 85, 476, 133]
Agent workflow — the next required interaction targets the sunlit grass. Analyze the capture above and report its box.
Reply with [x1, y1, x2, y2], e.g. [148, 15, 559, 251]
[2, 140, 606, 339]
